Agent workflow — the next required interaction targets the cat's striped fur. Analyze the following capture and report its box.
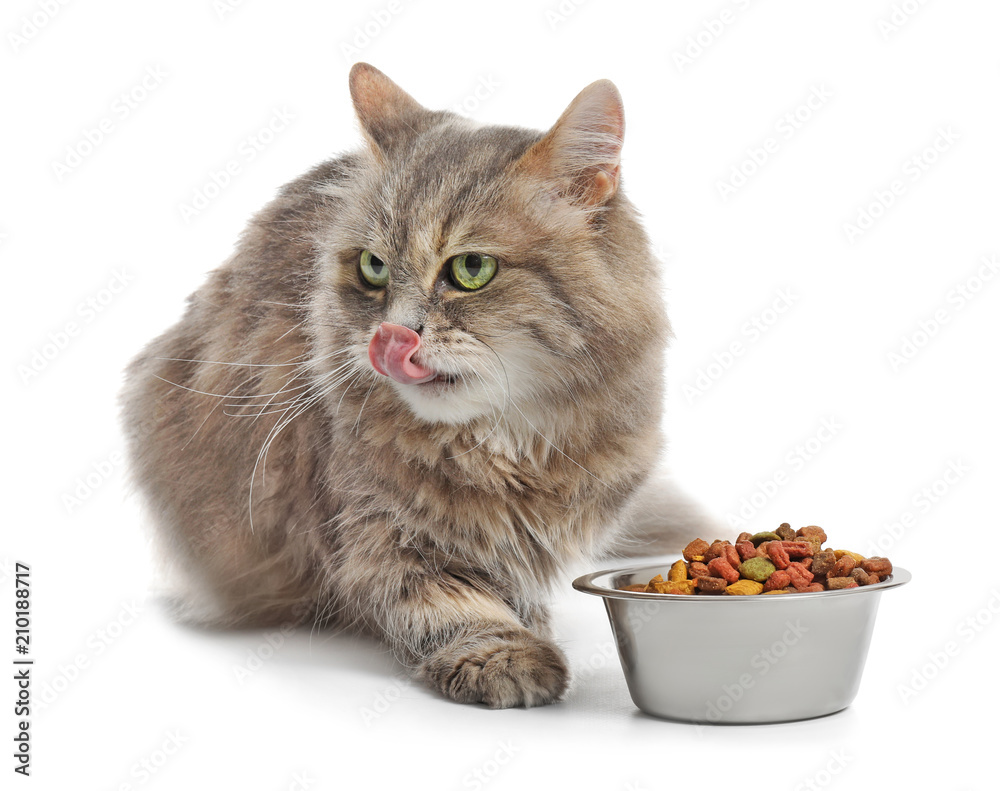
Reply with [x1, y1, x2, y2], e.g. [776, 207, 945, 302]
[121, 64, 685, 707]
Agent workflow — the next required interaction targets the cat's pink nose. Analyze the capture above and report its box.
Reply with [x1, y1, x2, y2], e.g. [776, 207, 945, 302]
[368, 322, 438, 385]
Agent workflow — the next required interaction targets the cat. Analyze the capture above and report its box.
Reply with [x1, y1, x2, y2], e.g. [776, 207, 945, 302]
[120, 63, 700, 708]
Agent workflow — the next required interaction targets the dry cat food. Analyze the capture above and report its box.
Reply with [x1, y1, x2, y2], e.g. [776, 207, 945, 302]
[619, 524, 893, 596]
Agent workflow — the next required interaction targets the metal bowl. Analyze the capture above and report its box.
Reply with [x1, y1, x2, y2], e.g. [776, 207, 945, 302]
[573, 562, 911, 724]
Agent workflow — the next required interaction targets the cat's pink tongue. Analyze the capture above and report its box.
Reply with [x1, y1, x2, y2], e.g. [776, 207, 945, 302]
[368, 323, 438, 385]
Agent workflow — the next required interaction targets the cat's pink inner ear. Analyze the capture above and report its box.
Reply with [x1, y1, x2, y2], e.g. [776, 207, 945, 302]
[518, 79, 625, 207]
[349, 63, 428, 153]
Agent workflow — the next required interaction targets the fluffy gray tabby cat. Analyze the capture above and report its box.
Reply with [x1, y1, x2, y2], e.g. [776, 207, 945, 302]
[121, 63, 696, 707]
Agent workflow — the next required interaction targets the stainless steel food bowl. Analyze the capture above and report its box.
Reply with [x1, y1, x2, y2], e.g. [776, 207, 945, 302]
[573, 562, 911, 724]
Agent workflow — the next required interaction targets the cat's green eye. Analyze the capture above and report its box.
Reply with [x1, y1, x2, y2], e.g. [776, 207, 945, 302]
[359, 249, 389, 287]
[449, 253, 498, 291]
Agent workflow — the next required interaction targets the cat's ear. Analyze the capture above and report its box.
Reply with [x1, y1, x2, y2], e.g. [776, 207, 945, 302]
[516, 80, 624, 207]
[349, 62, 430, 154]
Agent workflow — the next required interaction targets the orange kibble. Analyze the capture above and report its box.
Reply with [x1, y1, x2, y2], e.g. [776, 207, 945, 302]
[668, 559, 688, 582]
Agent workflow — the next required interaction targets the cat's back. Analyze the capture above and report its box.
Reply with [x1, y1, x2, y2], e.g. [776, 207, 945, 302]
[125, 153, 358, 375]
[119, 155, 360, 520]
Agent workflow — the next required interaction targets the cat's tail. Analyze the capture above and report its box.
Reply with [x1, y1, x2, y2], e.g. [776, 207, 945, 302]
[610, 468, 726, 559]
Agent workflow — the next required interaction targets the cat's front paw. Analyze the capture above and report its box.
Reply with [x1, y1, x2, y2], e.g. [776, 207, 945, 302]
[419, 626, 568, 709]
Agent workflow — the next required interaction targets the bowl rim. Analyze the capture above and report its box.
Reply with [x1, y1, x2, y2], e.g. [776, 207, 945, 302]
[573, 562, 911, 601]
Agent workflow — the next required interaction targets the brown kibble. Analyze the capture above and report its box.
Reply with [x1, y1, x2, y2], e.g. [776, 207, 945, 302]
[703, 540, 730, 563]
[811, 549, 837, 576]
[830, 555, 856, 577]
[861, 557, 893, 577]
[827, 577, 859, 590]
[851, 568, 872, 586]
[683, 538, 710, 562]
[644, 573, 665, 592]
[688, 561, 710, 578]
[775, 523, 797, 541]
[696, 576, 727, 593]
[736, 540, 757, 561]
[723, 543, 740, 569]
[737, 532, 753, 543]
[796, 525, 828, 544]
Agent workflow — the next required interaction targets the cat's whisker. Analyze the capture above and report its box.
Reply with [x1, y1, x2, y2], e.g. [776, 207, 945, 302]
[226, 402, 306, 417]
[477, 349, 515, 421]
[335, 369, 366, 414]
[272, 318, 308, 345]
[507, 395, 610, 488]
[156, 374, 320, 407]
[475, 370, 504, 444]
[476, 369, 507, 439]
[152, 346, 347, 369]
[479, 342, 609, 488]
[222, 380, 315, 412]
[152, 374, 267, 401]
[251, 365, 356, 429]
[153, 350, 352, 403]
[182, 371, 263, 449]
[249, 359, 355, 422]
[351, 376, 380, 435]
[256, 300, 309, 308]
[249, 394, 320, 529]
[221, 362, 332, 416]
[247, 353, 368, 530]
[469, 326, 518, 341]
[579, 345, 609, 392]
[446, 369, 507, 460]
[154, 356, 306, 368]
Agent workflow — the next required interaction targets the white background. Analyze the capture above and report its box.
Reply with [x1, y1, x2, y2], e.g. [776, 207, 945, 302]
[4, 0, 999, 788]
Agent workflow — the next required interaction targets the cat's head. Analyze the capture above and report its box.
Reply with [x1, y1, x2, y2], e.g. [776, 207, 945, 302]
[311, 63, 665, 428]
